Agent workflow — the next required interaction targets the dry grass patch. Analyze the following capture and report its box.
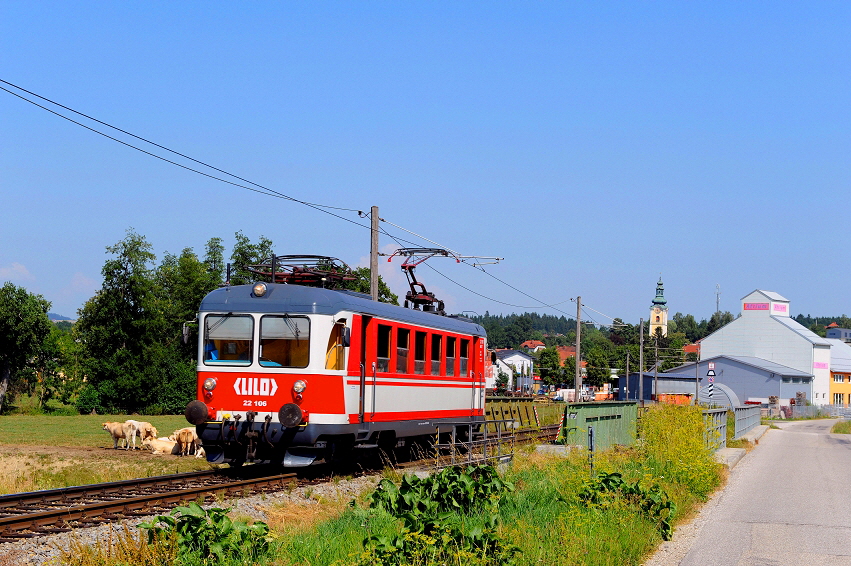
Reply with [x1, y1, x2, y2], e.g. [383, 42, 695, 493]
[265, 499, 350, 537]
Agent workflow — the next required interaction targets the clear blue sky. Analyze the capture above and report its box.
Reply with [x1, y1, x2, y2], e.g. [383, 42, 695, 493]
[2, 2, 849, 324]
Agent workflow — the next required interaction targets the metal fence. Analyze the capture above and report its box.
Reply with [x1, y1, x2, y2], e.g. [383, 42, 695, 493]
[786, 404, 851, 419]
[733, 406, 761, 439]
[702, 408, 727, 452]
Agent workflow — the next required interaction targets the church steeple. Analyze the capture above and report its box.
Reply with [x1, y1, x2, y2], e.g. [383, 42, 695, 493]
[652, 277, 667, 307]
[649, 277, 669, 337]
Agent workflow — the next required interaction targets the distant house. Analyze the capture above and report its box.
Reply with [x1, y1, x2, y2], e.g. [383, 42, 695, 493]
[554, 345, 586, 373]
[827, 339, 851, 406]
[495, 349, 534, 392]
[826, 327, 851, 343]
[520, 340, 546, 353]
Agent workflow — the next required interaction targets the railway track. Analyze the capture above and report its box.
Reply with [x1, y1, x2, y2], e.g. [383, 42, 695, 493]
[0, 467, 303, 544]
[0, 424, 562, 544]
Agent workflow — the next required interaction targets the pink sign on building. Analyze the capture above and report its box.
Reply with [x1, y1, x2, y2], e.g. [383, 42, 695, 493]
[813, 362, 829, 370]
[772, 303, 788, 313]
[743, 303, 769, 311]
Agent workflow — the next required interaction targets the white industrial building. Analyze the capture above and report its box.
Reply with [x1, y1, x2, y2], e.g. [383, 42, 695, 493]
[699, 290, 831, 404]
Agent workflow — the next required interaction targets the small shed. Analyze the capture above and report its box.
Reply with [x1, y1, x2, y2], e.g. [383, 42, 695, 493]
[617, 372, 701, 402]
[666, 355, 813, 406]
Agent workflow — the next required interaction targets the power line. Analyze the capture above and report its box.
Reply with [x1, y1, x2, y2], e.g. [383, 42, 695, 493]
[0, 80, 367, 228]
[2, 79, 625, 322]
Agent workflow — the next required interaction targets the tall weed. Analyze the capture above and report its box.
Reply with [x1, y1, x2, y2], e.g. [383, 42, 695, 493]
[638, 404, 722, 499]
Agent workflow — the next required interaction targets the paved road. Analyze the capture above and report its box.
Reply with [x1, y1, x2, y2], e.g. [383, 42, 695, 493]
[680, 419, 851, 566]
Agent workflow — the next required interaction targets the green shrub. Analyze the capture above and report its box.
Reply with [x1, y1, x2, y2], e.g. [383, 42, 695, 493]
[639, 404, 721, 498]
[75, 385, 102, 415]
[139, 503, 274, 565]
[360, 465, 520, 565]
[578, 472, 676, 540]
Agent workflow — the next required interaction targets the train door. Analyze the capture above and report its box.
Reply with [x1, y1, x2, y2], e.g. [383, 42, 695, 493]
[358, 316, 374, 423]
[358, 316, 372, 423]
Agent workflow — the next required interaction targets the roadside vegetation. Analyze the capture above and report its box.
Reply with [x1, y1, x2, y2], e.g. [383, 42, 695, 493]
[55, 404, 723, 566]
[830, 420, 851, 434]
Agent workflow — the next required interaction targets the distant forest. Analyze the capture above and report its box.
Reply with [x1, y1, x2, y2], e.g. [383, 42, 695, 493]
[469, 310, 849, 350]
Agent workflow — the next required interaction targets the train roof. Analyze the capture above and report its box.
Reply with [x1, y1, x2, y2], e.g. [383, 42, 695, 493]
[199, 284, 486, 336]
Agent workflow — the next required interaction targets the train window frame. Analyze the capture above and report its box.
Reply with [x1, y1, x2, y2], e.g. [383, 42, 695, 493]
[446, 336, 457, 376]
[377, 324, 392, 373]
[414, 331, 427, 375]
[325, 321, 347, 370]
[431, 334, 442, 376]
[460, 338, 470, 376]
[258, 315, 311, 368]
[396, 327, 410, 374]
[203, 314, 254, 366]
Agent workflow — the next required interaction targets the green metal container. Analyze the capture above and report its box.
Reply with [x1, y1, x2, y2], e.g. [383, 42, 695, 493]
[559, 401, 638, 449]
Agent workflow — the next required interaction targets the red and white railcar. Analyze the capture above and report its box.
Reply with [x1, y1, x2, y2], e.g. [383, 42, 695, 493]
[186, 280, 487, 466]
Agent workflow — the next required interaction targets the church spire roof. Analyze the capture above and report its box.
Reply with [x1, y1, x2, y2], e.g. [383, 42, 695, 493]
[652, 277, 667, 307]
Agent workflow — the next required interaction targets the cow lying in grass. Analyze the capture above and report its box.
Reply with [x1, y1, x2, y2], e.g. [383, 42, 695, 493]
[143, 437, 180, 455]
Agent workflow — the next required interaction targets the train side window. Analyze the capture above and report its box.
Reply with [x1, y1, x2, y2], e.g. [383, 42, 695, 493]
[396, 328, 410, 374]
[431, 335, 442, 375]
[203, 314, 254, 366]
[414, 331, 427, 375]
[446, 336, 456, 376]
[460, 339, 470, 376]
[259, 315, 310, 368]
[325, 322, 346, 370]
[377, 324, 392, 372]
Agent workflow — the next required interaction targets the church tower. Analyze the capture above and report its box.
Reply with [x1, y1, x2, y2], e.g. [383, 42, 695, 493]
[649, 277, 668, 337]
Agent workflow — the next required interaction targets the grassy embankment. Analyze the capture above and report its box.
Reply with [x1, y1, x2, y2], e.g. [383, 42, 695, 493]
[60, 404, 724, 566]
[831, 420, 851, 434]
[0, 413, 212, 494]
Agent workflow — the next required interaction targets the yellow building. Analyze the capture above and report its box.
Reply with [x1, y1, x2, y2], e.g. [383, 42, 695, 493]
[827, 338, 851, 406]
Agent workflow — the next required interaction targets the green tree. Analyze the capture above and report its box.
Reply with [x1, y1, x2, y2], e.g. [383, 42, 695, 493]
[705, 311, 734, 336]
[537, 347, 562, 386]
[203, 236, 225, 287]
[75, 229, 160, 412]
[229, 231, 273, 285]
[339, 267, 399, 305]
[0, 283, 53, 412]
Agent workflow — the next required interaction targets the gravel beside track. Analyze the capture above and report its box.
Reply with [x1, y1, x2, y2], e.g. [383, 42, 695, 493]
[0, 474, 381, 565]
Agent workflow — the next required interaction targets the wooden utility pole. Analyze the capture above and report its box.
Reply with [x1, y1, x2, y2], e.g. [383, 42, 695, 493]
[370, 205, 379, 301]
[575, 296, 582, 401]
[639, 318, 644, 406]
[654, 334, 659, 403]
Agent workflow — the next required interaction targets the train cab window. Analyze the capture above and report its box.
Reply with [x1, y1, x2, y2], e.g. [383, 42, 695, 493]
[396, 328, 410, 374]
[431, 335, 442, 375]
[259, 315, 310, 368]
[377, 325, 392, 372]
[414, 331, 427, 375]
[446, 336, 456, 376]
[325, 323, 346, 370]
[203, 314, 254, 366]
[460, 339, 470, 376]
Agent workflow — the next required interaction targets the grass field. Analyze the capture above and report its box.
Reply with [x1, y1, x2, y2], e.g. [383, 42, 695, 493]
[0, 414, 214, 494]
[0, 414, 192, 447]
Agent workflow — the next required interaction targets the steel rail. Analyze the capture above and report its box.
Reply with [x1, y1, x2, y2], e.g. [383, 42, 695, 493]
[0, 469, 223, 510]
[0, 472, 297, 543]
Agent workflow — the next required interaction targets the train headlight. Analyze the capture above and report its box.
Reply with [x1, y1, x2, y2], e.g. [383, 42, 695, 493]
[293, 380, 307, 393]
[203, 378, 217, 391]
[252, 282, 267, 297]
